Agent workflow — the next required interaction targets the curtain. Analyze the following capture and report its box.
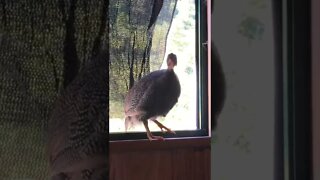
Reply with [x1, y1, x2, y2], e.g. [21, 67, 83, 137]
[109, 0, 178, 119]
[0, 0, 176, 179]
[0, 0, 108, 179]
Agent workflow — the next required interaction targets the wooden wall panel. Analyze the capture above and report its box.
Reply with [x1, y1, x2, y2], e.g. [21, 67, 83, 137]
[110, 137, 210, 180]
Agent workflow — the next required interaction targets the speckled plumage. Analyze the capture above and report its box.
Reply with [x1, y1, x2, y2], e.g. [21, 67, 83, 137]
[124, 63, 181, 132]
[47, 52, 108, 180]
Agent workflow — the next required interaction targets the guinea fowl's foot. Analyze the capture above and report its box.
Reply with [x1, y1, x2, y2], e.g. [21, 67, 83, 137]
[153, 120, 176, 134]
[143, 121, 165, 141]
[148, 134, 165, 141]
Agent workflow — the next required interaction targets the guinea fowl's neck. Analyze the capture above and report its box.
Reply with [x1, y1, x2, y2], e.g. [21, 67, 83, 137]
[167, 67, 174, 71]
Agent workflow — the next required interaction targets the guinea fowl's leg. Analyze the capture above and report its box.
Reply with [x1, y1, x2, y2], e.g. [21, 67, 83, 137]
[152, 120, 176, 134]
[142, 121, 164, 141]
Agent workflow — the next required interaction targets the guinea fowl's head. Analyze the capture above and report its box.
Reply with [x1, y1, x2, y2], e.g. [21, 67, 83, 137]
[167, 53, 177, 70]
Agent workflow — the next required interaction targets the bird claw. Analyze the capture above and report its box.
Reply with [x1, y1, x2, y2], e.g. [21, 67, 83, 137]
[160, 127, 175, 134]
[148, 135, 165, 141]
[153, 120, 175, 134]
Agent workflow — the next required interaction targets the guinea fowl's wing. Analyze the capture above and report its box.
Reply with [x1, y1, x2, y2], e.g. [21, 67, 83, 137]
[146, 70, 181, 117]
[47, 53, 108, 179]
[124, 70, 165, 115]
[161, 71, 181, 115]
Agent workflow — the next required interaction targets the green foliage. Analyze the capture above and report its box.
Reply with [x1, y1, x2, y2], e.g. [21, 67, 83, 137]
[109, 1, 152, 105]
[185, 66, 193, 75]
[183, 20, 192, 30]
[109, 100, 124, 118]
[109, 0, 178, 119]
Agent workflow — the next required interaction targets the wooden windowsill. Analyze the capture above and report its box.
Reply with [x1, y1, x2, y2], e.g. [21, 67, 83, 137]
[110, 136, 211, 180]
[110, 136, 211, 152]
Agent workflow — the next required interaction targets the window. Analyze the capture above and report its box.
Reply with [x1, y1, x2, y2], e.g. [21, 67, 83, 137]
[109, 0, 209, 140]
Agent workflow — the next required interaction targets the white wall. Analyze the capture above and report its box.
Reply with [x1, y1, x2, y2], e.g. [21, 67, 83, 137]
[211, 0, 275, 179]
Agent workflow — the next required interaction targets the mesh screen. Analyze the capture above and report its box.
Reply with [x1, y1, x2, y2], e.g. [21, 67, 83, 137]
[0, 0, 108, 179]
[109, 0, 177, 118]
[0, 0, 175, 178]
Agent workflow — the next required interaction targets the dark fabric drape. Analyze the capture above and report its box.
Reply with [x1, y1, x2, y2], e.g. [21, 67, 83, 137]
[0, 0, 177, 178]
[0, 0, 108, 179]
[109, 0, 177, 117]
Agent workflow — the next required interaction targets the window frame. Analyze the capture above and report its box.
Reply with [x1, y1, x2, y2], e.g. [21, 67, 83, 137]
[109, 0, 210, 141]
[274, 0, 312, 180]
[311, 0, 320, 179]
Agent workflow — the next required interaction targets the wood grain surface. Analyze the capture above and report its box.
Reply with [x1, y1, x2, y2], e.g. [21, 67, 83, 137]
[110, 137, 211, 180]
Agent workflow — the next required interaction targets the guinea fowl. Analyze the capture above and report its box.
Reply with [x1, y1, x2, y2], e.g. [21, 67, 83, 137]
[47, 52, 108, 180]
[124, 53, 181, 141]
